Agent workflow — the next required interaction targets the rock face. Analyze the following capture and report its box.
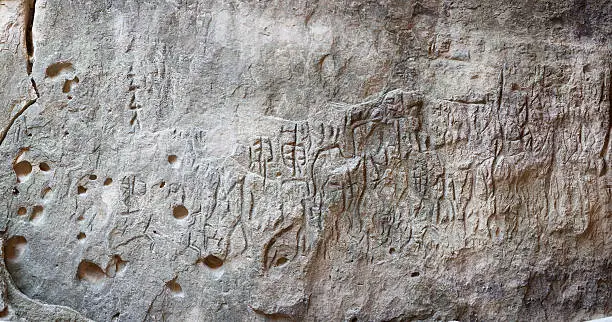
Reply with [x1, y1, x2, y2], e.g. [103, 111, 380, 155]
[0, 0, 611, 321]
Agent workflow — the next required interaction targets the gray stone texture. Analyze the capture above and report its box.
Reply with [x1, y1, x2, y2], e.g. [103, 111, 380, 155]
[0, 0, 611, 321]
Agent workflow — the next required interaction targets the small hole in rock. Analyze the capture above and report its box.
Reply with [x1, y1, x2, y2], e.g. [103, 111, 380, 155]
[159, 181, 165, 188]
[411, 272, 420, 277]
[165, 278, 183, 296]
[4, 236, 27, 261]
[77, 185, 87, 195]
[106, 255, 128, 277]
[12, 187, 19, 195]
[30, 205, 43, 222]
[172, 205, 188, 219]
[41, 186, 52, 198]
[13, 161, 32, 182]
[389, 247, 396, 255]
[39, 162, 50, 171]
[77, 260, 106, 284]
[167, 155, 178, 164]
[45, 61, 73, 78]
[17, 207, 27, 216]
[104, 178, 113, 185]
[89, 174, 97, 180]
[198, 255, 224, 269]
[62, 77, 80, 93]
[275, 257, 288, 266]
[77, 232, 86, 240]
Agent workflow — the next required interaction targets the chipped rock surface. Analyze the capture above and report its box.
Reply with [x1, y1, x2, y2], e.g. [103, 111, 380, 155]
[0, 0, 611, 321]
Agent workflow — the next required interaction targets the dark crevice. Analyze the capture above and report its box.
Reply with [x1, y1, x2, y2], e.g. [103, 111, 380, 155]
[24, 0, 36, 75]
[0, 99, 37, 148]
[30, 78, 39, 97]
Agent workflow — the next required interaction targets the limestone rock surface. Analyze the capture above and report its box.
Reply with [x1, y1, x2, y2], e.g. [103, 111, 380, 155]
[0, 0, 611, 321]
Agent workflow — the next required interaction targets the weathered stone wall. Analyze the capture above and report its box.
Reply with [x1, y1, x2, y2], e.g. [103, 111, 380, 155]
[0, 0, 610, 321]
